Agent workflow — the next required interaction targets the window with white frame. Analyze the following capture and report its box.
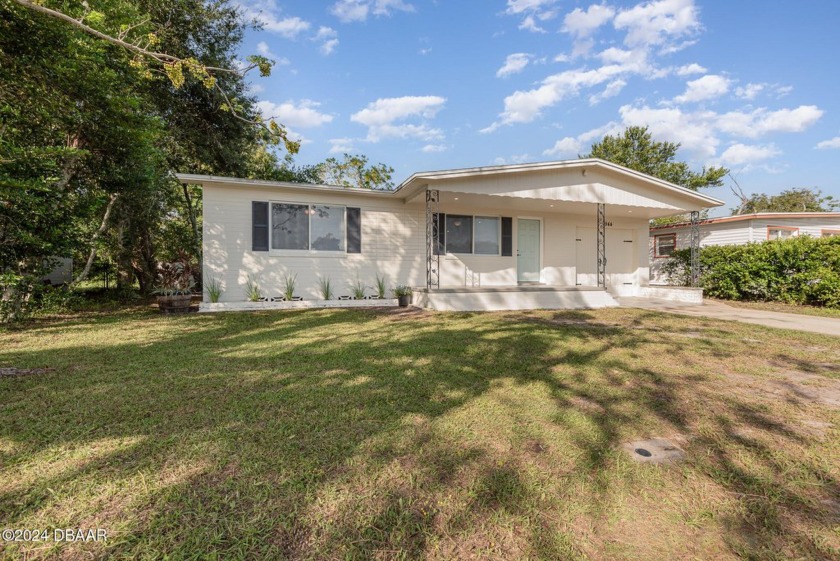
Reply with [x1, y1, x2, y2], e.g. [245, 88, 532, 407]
[271, 203, 345, 251]
[654, 233, 676, 257]
[444, 214, 500, 255]
[767, 226, 798, 240]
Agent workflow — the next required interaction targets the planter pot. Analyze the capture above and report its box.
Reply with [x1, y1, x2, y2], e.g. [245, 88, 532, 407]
[397, 295, 411, 307]
[157, 294, 192, 313]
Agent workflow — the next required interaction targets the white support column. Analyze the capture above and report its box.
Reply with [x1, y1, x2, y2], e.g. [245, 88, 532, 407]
[425, 188, 440, 289]
[690, 210, 700, 287]
[597, 203, 606, 288]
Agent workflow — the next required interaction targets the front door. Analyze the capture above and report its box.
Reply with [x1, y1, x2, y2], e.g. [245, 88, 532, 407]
[517, 219, 541, 283]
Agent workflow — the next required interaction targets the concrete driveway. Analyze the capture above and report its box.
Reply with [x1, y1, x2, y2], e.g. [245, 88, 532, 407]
[617, 297, 840, 337]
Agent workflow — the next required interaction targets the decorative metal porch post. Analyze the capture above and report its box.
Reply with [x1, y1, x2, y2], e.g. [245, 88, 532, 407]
[597, 203, 606, 288]
[425, 188, 440, 289]
[690, 210, 700, 287]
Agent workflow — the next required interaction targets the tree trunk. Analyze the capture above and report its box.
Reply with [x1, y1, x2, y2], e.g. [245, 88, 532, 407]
[71, 193, 118, 287]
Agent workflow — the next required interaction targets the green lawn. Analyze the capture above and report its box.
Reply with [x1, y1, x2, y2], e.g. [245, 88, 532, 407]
[1, 307, 838, 560]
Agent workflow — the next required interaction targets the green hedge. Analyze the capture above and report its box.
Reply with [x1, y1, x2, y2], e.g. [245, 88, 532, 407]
[661, 236, 840, 308]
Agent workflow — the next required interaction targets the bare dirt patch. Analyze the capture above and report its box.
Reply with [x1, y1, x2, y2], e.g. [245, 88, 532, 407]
[725, 371, 840, 409]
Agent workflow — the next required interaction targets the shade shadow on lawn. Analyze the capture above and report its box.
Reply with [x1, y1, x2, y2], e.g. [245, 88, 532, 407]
[0, 307, 838, 560]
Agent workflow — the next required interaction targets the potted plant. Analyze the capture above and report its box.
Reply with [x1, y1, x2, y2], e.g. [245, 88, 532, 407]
[393, 285, 412, 307]
[154, 258, 195, 313]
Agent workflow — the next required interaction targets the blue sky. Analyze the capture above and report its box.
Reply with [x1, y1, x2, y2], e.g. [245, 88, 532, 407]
[236, 0, 840, 215]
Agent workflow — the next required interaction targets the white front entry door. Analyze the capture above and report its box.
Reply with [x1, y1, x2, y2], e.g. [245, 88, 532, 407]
[517, 219, 541, 283]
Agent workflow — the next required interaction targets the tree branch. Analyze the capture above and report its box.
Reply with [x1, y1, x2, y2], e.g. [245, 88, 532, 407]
[12, 0, 297, 152]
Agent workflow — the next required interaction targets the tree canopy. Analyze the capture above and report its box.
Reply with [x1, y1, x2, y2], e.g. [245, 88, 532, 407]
[581, 126, 728, 190]
[732, 187, 839, 214]
[0, 0, 283, 318]
[0, 0, 396, 320]
[317, 153, 396, 190]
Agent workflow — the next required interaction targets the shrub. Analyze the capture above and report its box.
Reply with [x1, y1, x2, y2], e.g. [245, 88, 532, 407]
[663, 235, 840, 308]
[205, 277, 224, 303]
[374, 274, 387, 299]
[349, 278, 366, 299]
[244, 275, 262, 302]
[318, 277, 334, 300]
[283, 273, 297, 301]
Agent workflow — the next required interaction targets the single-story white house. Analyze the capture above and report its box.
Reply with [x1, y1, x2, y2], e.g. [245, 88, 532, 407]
[177, 159, 723, 311]
[650, 212, 840, 284]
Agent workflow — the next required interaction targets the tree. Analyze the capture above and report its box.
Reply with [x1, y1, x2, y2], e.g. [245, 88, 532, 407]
[317, 154, 395, 190]
[581, 126, 728, 190]
[1, 0, 293, 318]
[731, 187, 839, 214]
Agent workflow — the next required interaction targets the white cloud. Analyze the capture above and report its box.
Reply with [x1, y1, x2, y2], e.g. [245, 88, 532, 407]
[589, 79, 627, 105]
[329, 138, 355, 154]
[484, 62, 643, 130]
[256, 99, 333, 129]
[497, 53, 531, 78]
[675, 63, 706, 76]
[614, 0, 700, 51]
[331, 0, 368, 22]
[610, 103, 823, 159]
[562, 4, 616, 37]
[331, 0, 415, 23]
[775, 85, 794, 98]
[256, 41, 290, 65]
[313, 26, 339, 55]
[543, 122, 620, 157]
[718, 143, 781, 166]
[266, 16, 311, 38]
[519, 15, 546, 33]
[673, 74, 731, 104]
[320, 38, 339, 55]
[505, 0, 559, 15]
[618, 104, 721, 157]
[421, 144, 448, 153]
[240, 0, 313, 39]
[543, 137, 583, 158]
[735, 82, 764, 100]
[492, 153, 533, 165]
[506, 0, 559, 32]
[716, 105, 824, 138]
[351, 95, 446, 142]
[816, 137, 840, 149]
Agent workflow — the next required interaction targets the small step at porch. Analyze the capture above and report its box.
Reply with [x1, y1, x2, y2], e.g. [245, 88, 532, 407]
[414, 285, 620, 311]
